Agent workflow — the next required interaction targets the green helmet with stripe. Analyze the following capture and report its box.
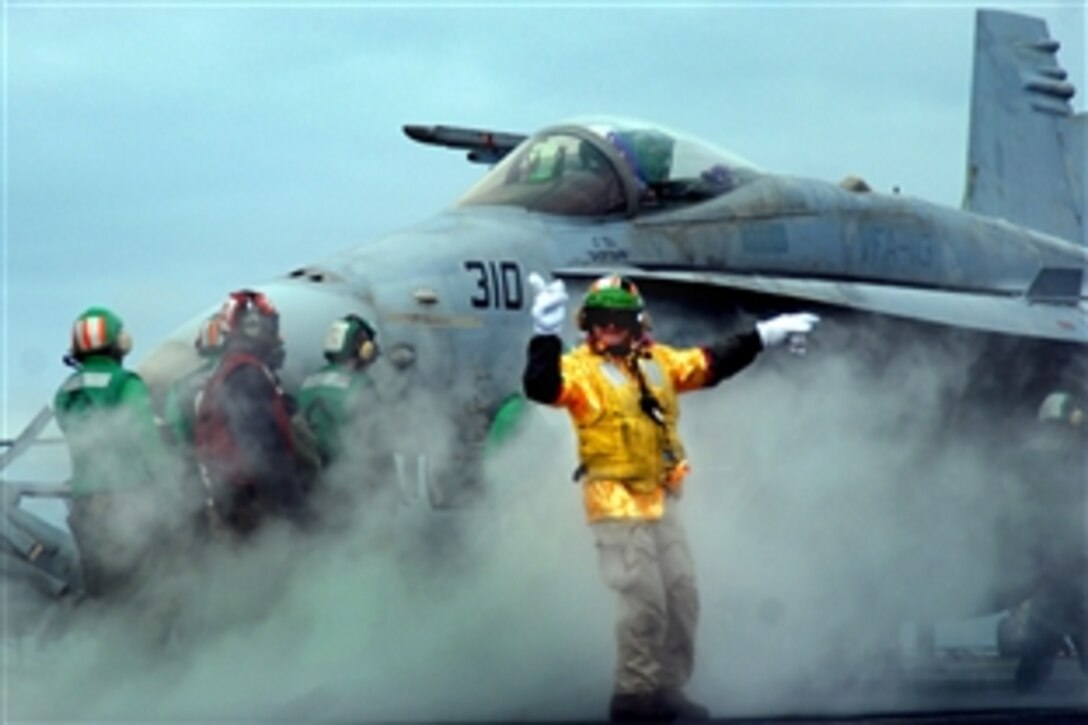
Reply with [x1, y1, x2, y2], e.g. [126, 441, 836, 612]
[578, 274, 646, 333]
[582, 275, 644, 312]
[70, 306, 132, 359]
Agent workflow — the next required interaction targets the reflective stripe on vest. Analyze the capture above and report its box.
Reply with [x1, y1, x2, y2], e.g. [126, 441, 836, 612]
[599, 361, 627, 387]
[639, 358, 666, 388]
[597, 358, 667, 391]
[60, 371, 112, 393]
[57, 369, 134, 415]
[301, 369, 353, 390]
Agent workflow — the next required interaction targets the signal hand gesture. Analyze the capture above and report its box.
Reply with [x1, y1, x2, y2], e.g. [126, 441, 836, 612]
[528, 272, 568, 336]
[756, 312, 820, 355]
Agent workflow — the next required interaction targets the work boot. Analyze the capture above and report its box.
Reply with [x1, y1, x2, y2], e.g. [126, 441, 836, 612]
[1015, 652, 1057, 693]
[1071, 633, 1086, 675]
[608, 691, 676, 722]
[662, 688, 710, 721]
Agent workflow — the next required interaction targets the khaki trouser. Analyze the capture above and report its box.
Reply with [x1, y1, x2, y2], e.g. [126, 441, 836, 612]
[590, 498, 698, 696]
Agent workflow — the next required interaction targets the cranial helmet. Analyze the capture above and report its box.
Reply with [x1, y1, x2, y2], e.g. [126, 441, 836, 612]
[606, 129, 675, 187]
[70, 306, 132, 359]
[1038, 391, 1085, 427]
[194, 314, 228, 358]
[577, 274, 646, 333]
[221, 289, 280, 346]
[323, 314, 379, 364]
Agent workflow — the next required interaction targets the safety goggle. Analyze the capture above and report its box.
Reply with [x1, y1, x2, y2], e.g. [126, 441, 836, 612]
[229, 290, 277, 315]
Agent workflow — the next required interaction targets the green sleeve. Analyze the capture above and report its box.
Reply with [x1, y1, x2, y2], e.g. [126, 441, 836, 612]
[52, 387, 69, 432]
[120, 375, 182, 487]
[484, 395, 527, 455]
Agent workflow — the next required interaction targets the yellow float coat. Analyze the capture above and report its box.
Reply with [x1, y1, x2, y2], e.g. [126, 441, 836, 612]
[555, 343, 712, 522]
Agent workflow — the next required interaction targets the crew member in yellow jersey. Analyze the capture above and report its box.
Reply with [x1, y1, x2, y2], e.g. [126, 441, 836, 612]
[523, 272, 818, 722]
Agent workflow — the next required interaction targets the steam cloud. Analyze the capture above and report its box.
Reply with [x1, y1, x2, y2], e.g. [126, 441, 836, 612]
[4, 322, 1047, 720]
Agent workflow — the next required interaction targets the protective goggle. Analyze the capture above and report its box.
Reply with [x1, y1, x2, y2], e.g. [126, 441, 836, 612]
[221, 290, 280, 342]
[229, 290, 277, 316]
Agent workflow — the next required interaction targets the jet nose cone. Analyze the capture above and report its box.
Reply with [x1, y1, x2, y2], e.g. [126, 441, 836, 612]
[137, 308, 219, 396]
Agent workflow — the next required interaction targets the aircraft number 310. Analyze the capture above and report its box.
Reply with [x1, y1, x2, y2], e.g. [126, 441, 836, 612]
[464, 260, 523, 310]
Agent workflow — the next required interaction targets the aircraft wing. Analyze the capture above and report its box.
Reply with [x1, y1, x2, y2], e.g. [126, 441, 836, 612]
[554, 266, 1088, 345]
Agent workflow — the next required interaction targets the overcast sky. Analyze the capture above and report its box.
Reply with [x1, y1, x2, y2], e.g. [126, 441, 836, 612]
[2, 0, 1085, 440]
[1, 3, 1085, 718]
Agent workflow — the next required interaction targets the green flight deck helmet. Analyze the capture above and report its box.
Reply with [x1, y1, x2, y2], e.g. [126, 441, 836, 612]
[578, 274, 646, 334]
[69, 306, 131, 360]
[323, 314, 379, 365]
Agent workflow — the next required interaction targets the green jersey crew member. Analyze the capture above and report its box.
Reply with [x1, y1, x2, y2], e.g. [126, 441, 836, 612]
[298, 314, 381, 468]
[296, 314, 393, 522]
[522, 273, 818, 722]
[54, 306, 179, 598]
[1010, 390, 1087, 691]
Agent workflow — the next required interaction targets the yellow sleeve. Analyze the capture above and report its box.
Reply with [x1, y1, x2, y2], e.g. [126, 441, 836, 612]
[556, 351, 602, 423]
[654, 344, 712, 393]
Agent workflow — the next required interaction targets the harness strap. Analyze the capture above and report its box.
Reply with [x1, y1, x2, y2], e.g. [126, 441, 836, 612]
[626, 354, 666, 428]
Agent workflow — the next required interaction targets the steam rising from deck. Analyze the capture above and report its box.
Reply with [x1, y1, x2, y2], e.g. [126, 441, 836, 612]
[8, 329, 1024, 720]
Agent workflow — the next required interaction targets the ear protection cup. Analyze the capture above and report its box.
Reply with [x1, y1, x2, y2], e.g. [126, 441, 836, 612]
[576, 307, 588, 332]
[331, 314, 379, 364]
[353, 313, 379, 363]
[116, 330, 133, 357]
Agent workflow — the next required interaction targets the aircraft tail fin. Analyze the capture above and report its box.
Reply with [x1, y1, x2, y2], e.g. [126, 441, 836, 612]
[963, 10, 1085, 245]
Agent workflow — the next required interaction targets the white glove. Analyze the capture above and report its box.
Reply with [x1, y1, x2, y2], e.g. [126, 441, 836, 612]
[756, 312, 820, 354]
[528, 272, 569, 336]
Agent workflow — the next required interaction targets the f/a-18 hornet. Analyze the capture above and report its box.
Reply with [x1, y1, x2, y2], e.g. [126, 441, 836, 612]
[3, 9, 1084, 630]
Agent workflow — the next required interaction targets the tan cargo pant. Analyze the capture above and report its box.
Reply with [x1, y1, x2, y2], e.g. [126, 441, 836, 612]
[590, 499, 698, 696]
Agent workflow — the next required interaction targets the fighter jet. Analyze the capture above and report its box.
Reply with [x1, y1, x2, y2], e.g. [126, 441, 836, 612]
[3, 9, 1084, 625]
[139, 9, 1082, 473]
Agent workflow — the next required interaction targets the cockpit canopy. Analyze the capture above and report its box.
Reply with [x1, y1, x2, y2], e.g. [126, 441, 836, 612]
[457, 118, 761, 218]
